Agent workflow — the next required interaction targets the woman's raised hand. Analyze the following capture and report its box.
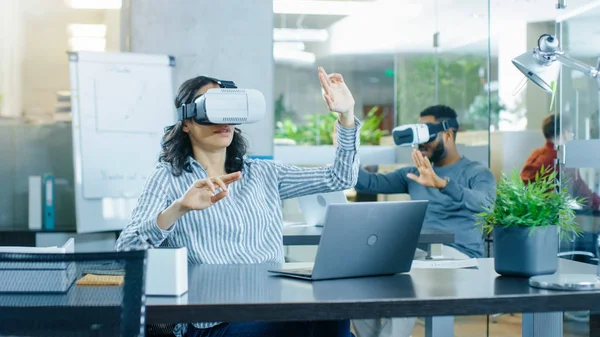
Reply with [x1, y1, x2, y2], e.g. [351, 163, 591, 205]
[318, 66, 355, 115]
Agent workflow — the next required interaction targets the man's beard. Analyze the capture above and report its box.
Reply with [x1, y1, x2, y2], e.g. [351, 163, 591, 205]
[428, 140, 447, 164]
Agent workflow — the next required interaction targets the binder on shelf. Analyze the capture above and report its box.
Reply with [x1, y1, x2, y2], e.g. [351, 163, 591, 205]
[42, 173, 55, 230]
[28, 176, 42, 230]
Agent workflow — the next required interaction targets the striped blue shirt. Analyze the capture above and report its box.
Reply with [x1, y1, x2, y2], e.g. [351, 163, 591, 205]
[115, 118, 360, 334]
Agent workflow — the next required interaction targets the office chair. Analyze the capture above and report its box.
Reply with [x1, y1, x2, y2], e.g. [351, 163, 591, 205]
[0, 250, 147, 337]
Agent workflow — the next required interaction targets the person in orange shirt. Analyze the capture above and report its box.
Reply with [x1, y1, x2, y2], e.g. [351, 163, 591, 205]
[521, 114, 600, 211]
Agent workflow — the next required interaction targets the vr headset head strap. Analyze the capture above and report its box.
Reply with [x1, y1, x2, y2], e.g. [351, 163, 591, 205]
[213, 79, 237, 89]
[427, 118, 459, 135]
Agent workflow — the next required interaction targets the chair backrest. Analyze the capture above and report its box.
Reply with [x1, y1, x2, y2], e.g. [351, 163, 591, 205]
[0, 250, 147, 337]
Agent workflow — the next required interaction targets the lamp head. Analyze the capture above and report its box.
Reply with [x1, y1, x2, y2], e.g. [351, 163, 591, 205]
[511, 34, 561, 93]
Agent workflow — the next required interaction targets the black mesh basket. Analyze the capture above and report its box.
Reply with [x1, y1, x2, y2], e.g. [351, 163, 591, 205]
[0, 250, 147, 337]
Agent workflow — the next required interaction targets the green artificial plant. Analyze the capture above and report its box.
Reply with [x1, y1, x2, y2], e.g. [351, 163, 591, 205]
[359, 106, 388, 146]
[476, 166, 583, 241]
[274, 106, 388, 145]
[274, 93, 295, 126]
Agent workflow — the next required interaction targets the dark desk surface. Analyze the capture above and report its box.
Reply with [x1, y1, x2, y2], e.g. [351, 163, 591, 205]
[282, 226, 454, 246]
[144, 258, 600, 324]
[3, 259, 600, 327]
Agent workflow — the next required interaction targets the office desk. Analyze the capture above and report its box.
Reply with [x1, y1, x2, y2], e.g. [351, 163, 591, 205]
[145, 259, 600, 337]
[2, 260, 598, 337]
[282, 226, 454, 246]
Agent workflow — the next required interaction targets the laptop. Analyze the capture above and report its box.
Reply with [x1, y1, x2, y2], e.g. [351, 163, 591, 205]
[269, 200, 429, 281]
[297, 191, 348, 227]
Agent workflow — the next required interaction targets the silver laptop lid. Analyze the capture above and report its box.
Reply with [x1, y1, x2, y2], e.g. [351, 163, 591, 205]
[311, 200, 429, 280]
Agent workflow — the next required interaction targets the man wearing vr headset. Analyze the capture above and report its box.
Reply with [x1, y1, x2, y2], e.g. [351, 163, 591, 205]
[353, 105, 496, 337]
[355, 105, 496, 259]
[116, 67, 360, 337]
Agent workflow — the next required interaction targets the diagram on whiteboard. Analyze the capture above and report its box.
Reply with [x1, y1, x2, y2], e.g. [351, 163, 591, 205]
[94, 72, 167, 134]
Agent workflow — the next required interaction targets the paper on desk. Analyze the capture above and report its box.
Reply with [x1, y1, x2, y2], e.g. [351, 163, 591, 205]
[0, 238, 74, 254]
[0, 246, 60, 253]
[283, 221, 312, 227]
[412, 258, 479, 269]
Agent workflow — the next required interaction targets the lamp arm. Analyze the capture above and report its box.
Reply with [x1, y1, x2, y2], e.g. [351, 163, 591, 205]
[598, 58, 600, 87]
[555, 52, 600, 79]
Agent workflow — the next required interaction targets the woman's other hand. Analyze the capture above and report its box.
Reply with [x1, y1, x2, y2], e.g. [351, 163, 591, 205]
[178, 172, 242, 211]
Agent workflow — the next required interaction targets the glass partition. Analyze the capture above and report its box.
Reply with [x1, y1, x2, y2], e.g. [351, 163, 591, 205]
[557, 0, 600, 272]
[275, 0, 493, 334]
[557, 5, 600, 336]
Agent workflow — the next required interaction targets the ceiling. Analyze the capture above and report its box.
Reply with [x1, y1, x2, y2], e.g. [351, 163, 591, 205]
[274, 0, 600, 73]
[273, 0, 377, 29]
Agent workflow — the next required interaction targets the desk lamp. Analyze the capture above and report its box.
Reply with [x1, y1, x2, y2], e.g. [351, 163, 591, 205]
[512, 33, 600, 290]
[512, 34, 600, 93]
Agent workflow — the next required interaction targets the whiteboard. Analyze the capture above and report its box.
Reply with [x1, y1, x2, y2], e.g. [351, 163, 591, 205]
[69, 51, 175, 201]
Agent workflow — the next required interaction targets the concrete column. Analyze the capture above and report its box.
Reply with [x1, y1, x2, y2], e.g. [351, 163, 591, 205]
[496, 20, 527, 131]
[126, 0, 274, 157]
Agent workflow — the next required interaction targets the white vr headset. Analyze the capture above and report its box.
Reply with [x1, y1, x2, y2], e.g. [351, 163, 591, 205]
[176, 78, 265, 125]
[392, 119, 459, 146]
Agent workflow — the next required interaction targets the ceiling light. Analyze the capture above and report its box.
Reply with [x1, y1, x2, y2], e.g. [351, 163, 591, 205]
[273, 0, 422, 17]
[273, 0, 369, 15]
[69, 37, 106, 52]
[67, 24, 107, 37]
[273, 48, 316, 65]
[67, 0, 122, 9]
[274, 42, 306, 51]
[274, 28, 328, 42]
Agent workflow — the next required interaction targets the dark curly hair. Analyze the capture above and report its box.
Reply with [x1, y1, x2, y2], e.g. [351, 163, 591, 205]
[420, 105, 459, 140]
[159, 76, 248, 176]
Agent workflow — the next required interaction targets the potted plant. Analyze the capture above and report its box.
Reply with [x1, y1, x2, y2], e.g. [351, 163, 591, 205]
[476, 166, 583, 277]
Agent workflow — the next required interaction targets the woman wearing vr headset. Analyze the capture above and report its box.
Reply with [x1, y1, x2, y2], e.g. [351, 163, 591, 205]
[116, 67, 359, 337]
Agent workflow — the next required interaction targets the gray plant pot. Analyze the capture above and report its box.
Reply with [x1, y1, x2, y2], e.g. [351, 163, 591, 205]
[493, 225, 558, 277]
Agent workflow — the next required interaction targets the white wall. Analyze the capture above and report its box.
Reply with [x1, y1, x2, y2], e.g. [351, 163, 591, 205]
[128, 0, 274, 157]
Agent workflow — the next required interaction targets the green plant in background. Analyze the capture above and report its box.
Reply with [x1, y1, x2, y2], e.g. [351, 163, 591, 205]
[476, 166, 583, 241]
[274, 93, 295, 127]
[359, 106, 388, 145]
[396, 55, 486, 126]
[274, 106, 388, 145]
[274, 119, 300, 140]
[300, 112, 338, 145]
